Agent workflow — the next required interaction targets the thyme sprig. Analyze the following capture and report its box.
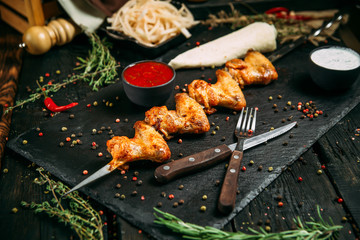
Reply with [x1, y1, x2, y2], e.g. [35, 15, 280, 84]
[74, 32, 118, 91]
[154, 206, 343, 239]
[21, 168, 103, 240]
[202, 3, 334, 44]
[4, 32, 119, 114]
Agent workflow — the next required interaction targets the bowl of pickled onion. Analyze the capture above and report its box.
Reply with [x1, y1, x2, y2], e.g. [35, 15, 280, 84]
[122, 60, 176, 107]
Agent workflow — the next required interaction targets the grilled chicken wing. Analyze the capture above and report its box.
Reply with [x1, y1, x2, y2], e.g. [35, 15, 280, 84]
[188, 69, 246, 114]
[225, 50, 278, 88]
[144, 93, 210, 139]
[107, 121, 171, 170]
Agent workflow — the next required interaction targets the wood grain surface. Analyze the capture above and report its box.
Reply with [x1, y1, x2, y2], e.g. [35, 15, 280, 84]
[1, 0, 360, 238]
[0, 25, 23, 169]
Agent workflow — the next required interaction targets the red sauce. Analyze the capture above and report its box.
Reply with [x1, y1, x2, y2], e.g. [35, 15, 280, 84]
[123, 61, 174, 87]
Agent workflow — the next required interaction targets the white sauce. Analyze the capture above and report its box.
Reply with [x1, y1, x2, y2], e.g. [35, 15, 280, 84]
[311, 47, 360, 71]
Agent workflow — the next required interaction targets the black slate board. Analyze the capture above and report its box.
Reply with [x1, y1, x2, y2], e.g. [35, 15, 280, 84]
[7, 25, 360, 239]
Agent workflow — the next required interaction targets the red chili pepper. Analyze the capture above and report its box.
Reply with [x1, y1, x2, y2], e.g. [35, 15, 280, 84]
[265, 7, 289, 14]
[44, 97, 78, 112]
[37, 80, 78, 112]
[265, 7, 312, 21]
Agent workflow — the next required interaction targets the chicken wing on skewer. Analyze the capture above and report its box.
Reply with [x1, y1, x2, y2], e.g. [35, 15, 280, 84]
[225, 50, 278, 88]
[107, 121, 171, 170]
[188, 69, 246, 114]
[144, 93, 210, 139]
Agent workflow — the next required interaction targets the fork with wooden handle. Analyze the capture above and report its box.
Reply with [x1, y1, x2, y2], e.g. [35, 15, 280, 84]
[218, 107, 256, 214]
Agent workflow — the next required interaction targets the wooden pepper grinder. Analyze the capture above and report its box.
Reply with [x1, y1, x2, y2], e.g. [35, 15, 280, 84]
[22, 18, 80, 55]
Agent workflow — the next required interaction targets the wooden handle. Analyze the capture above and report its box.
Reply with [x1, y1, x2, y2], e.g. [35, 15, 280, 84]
[154, 144, 232, 183]
[22, 18, 79, 55]
[218, 150, 243, 214]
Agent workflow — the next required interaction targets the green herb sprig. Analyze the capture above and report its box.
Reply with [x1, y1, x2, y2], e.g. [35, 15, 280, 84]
[74, 32, 118, 91]
[4, 32, 119, 114]
[21, 168, 104, 240]
[154, 206, 342, 239]
[201, 3, 333, 45]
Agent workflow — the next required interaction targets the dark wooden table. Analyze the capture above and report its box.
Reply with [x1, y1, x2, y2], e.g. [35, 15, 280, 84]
[1, 1, 360, 239]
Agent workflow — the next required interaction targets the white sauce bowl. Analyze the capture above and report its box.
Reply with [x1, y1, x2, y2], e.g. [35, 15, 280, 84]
[308, 45, 360, 91]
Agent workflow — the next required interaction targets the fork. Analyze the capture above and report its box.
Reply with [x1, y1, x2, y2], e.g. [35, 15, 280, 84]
[218, 107, 257, 214]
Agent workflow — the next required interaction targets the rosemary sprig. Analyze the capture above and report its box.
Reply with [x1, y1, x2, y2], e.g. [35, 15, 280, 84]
[4, 33, 119, 114]
[21, 168, 103, 240]
[154, 206, 343, 239]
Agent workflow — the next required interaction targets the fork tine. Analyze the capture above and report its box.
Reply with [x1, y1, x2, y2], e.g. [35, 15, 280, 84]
[235, 107, 245, 133]
[245, 108, 253, 132]
[241, 107, 249, 132]
[251, 108, 257, 134]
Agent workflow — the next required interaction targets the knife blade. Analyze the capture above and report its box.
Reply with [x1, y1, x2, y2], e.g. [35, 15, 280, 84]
[62, 164, 112, 197]
[154, 121, 297, 183]
[267, 12, 343, 63]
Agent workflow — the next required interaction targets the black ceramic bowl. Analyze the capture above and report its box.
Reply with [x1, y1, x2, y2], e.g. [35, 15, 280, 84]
[308, 45, 360, 91]
[122, 60, 176, 107]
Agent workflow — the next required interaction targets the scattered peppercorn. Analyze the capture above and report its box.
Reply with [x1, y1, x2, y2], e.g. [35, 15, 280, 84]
[59, 142, 64, 147]
[136, 180, 143, 186]
[173, 202, 179, 208]
[3, 168, 8, 173]
[131, 191, 138, 196]
[61, 127, 68, 132]
[249, 160, 254, 165]
[200, 206, 206, 212]
[202, 195, 208, 200]
[258, 165, 263, 171]
[83, 170, 88, 175]
[277, 95, 282, 99]
[120, 194, 126, 200]
[268, 167, 274, 172]
[268, 96, 273, 101]
[161, 192, 166, 198]
[157, 202, 163, 207]
[168, 194, 174, 200]
[178, 185, 184, 190]
[317, 169, 323, 175]
[11, 208, 18, 214]
[115, 193, 121, 198]
[215, 180, 220, 186]
[22, 140, 28, 145]
[116, 183, 121, 188]
[298, 177, 303, 182]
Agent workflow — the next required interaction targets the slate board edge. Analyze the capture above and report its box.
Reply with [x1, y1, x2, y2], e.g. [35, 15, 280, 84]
[6, 99, 360, 240]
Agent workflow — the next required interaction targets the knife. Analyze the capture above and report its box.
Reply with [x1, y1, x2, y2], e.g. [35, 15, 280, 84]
[62, 122, 297, 197]
[267, 12, 344, 63]
[154, 121, 297, 183]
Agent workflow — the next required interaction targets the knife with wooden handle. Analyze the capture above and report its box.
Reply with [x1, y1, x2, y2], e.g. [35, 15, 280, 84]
[154, 122, 297, 183]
